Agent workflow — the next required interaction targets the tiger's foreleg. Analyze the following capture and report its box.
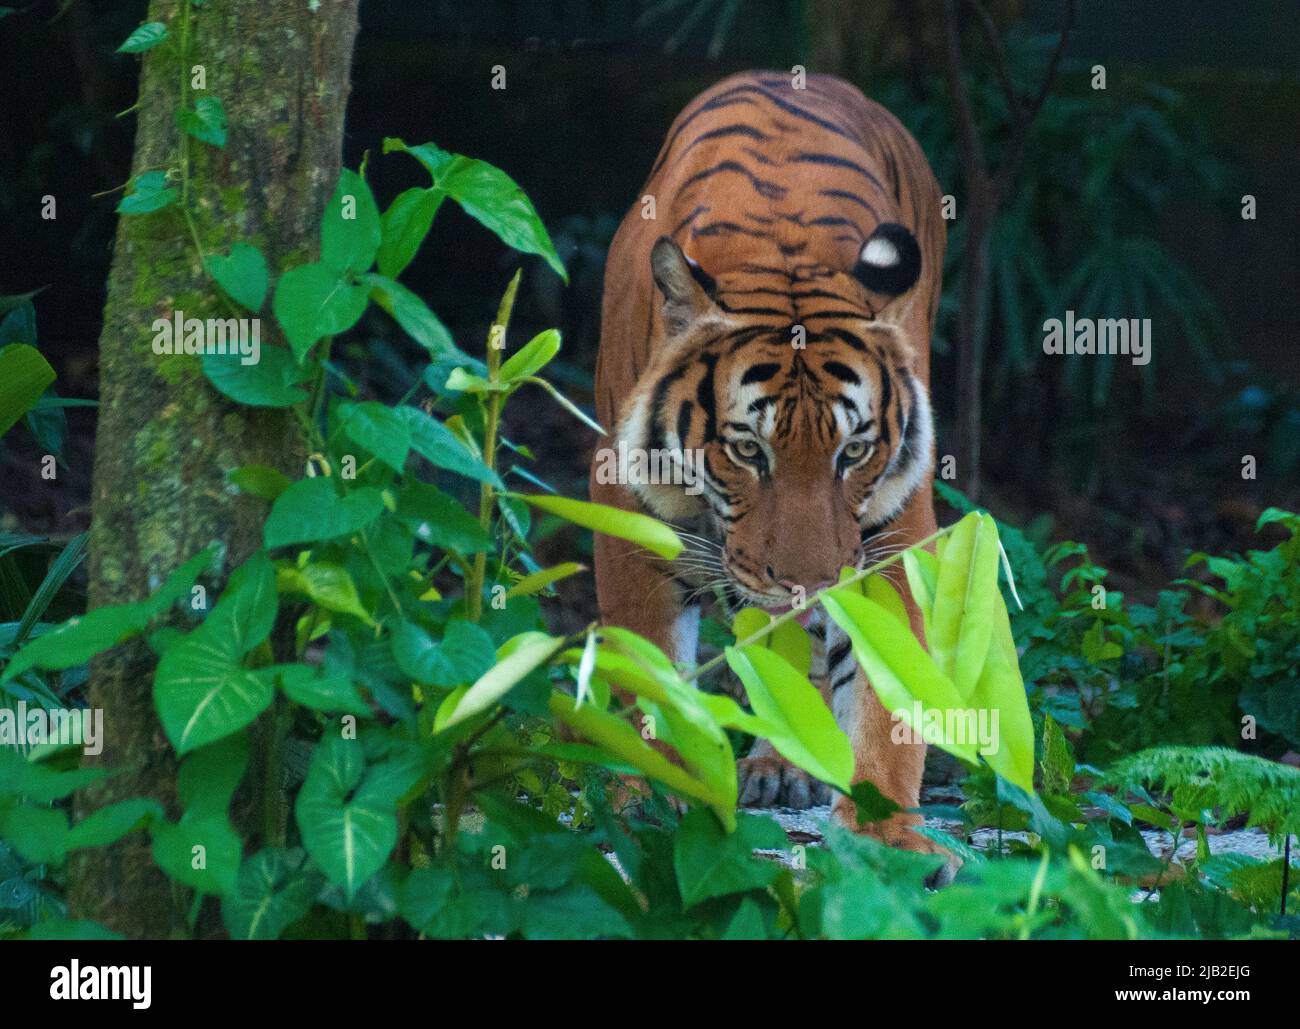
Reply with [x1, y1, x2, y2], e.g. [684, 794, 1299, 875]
[830, 582, 960, 886]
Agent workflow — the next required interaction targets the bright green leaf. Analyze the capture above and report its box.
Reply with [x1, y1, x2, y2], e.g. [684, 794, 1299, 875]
[724, 645, 853, 792]
[499, 329, 561, 384]
[438, 632, 564, 731]
[515, 493, 681, 560]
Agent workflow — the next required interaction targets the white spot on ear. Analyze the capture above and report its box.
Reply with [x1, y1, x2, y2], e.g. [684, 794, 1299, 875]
[861, 237, 899, 267]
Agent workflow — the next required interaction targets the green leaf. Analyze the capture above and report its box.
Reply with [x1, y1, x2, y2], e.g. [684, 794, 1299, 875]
[321, 168, 381, 275]
[819, 588, 979, 763]
[154, 629, 275, 754]
[364, 273, 454, 354]
[116, 170, 176, 214]
[222, 847, 323, 940]
[142, 545, 222, 618]
[381, 138, 455, 178]
[724, 645, 853, 792]
[1256, 507, 1300, 534]
[902, 548, 939, 632]
[339, 401, 411, 474]
[202, 550, 278, 655]
[263, 478, 384, 549]
[515, 493, 682, 559]
[394, 481, 492, 553]
[437, 632, 564, 731]
[968, 597, 1036, 792]
[0, 749, 106, 803]
[383, 137, 566, 281]
[391, 619, 495, 688]
[202, 346, 308, 407]
[444, 367, 496, 393]
[276, 562, 373, 623]
[295, 735, 399, 899]
[116, 21, 167, 53]
[546, 692, 728, 820]
[723, 896, 769, 939]
[499, 329, 561, 384]
[673, 808, 788, 908]
[204, 243, 268, 310]
[272, 664, 371, 717]
[395, 407, 502, 486]
[151, 814, 242, 895]
[228, 463, 291, 500]
[849, 780, 902, 824]
[14, 531, 87, 646]
[3, 545, 215, 680]
[930, 513, 1000, 699]
[506, 562, 584, 598]
[732, 607, 811, 677]
[177, 733, 250, 819]
[66, 798, 163, 851]
[377, 187, 443, 278]
[177, 95, 227, 147]
[21, 920, 123, 941]
[272, 262, 369, 362]
[0, 343, 55, 438]
[0, 803, 68, 865]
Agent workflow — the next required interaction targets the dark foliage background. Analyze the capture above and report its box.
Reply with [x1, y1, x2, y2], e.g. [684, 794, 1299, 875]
[2, 0, 1298, 606]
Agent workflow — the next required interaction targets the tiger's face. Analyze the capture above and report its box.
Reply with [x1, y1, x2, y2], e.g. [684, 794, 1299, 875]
[616, 231, 933, 612]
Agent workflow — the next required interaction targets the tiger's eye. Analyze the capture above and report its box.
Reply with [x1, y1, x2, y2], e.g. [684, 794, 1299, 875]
[734, 438, 761, 459]
[842, 440, 869, 461]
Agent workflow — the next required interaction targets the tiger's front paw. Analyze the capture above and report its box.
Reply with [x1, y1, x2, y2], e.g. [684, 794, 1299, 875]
[737, 754, 832, 809]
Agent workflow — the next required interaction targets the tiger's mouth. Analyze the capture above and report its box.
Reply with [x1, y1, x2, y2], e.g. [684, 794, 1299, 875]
[762, 599, 819, 627]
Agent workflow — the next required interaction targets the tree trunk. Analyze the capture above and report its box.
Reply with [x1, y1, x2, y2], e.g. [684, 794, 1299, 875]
[70, 0, 359, 938]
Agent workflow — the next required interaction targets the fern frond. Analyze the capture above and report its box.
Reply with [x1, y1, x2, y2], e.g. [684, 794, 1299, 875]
[1104, 746, 1300, 845]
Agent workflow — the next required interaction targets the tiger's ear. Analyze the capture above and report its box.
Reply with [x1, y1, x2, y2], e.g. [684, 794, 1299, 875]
[852, 222, 921, 299]
[651, 236, 720, 336]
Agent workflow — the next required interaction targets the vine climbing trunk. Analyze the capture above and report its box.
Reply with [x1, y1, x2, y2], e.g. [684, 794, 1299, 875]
[70, 0, 360, 938]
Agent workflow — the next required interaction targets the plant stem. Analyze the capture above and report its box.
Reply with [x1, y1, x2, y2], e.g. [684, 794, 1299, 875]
[689, 524, 952, 683]
[465, 269, 521, 622]
[178, 0, 192, 208]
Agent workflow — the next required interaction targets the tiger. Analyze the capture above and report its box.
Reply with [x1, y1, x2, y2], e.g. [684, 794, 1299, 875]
[590, 70, 948, 863]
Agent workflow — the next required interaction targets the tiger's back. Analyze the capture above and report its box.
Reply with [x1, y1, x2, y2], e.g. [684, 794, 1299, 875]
[595, 70, 945, 440]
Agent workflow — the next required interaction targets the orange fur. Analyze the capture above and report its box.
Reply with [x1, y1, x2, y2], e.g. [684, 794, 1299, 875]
[591, 71, 947, 856]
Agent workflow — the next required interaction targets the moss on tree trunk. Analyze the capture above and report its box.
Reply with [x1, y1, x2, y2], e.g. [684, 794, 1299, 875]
[70, 0, 360, 938]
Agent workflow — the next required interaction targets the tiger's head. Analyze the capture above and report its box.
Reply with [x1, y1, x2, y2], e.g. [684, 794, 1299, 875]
[615, 225, 933, 612]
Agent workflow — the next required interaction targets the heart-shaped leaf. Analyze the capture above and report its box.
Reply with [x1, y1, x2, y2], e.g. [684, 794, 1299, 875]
[263, 478, 384, 549]
[204, 243, 269, 310]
